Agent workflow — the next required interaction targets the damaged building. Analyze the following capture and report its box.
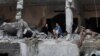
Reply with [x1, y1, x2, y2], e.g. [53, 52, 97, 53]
[0, 0, 100, 56]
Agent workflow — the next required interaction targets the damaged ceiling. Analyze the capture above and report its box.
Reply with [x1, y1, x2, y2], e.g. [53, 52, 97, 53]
[0, 0, 65, 5]
[0, 0, 100, 11]
[0, 0, 100, 5]
[25, 0, 65, 5]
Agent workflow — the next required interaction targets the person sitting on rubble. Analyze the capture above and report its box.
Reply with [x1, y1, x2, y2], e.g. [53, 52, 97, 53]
[53, 23, 62, 38]
[41, 24, 48, 35]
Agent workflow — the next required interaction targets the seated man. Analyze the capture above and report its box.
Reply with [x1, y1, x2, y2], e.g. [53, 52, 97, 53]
[53, 23, 62, 38]
[41, 24, 48, 35]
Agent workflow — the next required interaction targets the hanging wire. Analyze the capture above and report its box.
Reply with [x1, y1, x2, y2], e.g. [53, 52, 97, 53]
[93, 0, 98, 28]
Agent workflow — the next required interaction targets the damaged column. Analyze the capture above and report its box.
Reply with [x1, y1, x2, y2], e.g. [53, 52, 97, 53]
[16, 0, 28, 56]
[16, 0, 23, 18]
[65, 0, 73, 40]
[16, 0, 24, 38]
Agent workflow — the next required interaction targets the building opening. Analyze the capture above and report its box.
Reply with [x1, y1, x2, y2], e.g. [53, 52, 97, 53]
[47, 13, 66, 33]
[46, 13, 78, 33]
[85, 17, 100, 33]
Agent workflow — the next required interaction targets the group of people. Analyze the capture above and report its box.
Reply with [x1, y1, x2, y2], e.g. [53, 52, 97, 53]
[41, 23, 62, 38]
[0, 17, 98, 41]
[41, 22, 98, 40]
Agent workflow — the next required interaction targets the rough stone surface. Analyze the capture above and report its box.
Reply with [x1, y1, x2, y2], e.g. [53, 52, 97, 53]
[29, 39, 79, 56]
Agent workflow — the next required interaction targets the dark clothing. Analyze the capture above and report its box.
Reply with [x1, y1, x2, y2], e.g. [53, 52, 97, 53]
[41, 26, 48, 35]
[23, 30, 33, 38]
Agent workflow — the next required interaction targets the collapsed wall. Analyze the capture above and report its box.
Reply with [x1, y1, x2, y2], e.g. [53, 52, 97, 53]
[0, 38, 79, 56]
[27, 39, 79, 56]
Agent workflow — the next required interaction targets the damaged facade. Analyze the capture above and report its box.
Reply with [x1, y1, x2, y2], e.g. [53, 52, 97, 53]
[0, 0, 100, 56]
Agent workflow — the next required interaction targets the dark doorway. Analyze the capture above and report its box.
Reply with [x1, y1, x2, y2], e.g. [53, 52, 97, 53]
[0, 53, 8, 56]
[46, 13, 78, 33]
[85, 17, 100, 33]
[72, 18, 78, 33]
[47, 13, 66, 33]
[0, 16, 4, 26]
